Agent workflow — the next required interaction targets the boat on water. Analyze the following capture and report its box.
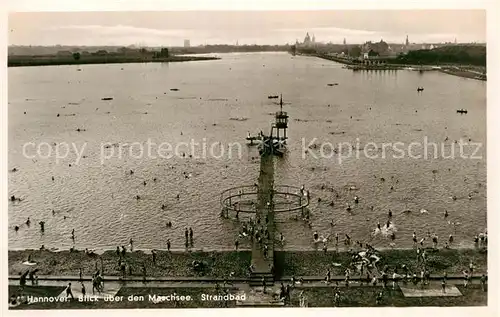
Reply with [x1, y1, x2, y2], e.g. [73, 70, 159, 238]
[457, 109, 468, 114]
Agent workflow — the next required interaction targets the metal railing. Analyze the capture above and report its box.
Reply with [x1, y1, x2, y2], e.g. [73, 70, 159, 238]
[220, 185, 309, 213]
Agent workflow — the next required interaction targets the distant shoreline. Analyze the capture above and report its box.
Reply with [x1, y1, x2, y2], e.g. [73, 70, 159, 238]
[7, 55, 220, 67]
[304, 53, 486, 81]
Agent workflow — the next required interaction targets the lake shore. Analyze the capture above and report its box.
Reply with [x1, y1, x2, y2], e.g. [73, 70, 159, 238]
[306, 53, 486, 81]
[7, 55, 220, 67]
[9, 248, 487, 279]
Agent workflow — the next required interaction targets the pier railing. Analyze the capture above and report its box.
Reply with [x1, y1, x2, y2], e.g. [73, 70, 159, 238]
[220, 184, 309, 214]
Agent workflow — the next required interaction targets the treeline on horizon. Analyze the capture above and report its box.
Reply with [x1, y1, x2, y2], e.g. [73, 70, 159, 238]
[8, 44, 292, 56]
[7, 53, 218, 67]
[393, 45, 486, 66]
[295, 44, 486, 66]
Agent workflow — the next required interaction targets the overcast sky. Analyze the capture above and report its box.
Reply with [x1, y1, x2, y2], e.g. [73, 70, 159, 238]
[8, 10, 486, 46]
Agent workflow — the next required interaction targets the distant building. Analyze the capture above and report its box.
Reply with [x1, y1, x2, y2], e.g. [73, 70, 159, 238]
[184, 39, 191, 48]
[361, 39, 389, 57]
[299, 32, 316, 47]
[343, 38, 346, 45]
[303, 32, 311, 45]
[405, 35, 409, 46]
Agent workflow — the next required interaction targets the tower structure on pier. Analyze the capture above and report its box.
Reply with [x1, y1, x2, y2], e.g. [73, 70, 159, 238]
[273, 95, 289, 142]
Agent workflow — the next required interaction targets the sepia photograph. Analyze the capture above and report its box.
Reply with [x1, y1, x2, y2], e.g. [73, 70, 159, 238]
[4, 5, 492, 311]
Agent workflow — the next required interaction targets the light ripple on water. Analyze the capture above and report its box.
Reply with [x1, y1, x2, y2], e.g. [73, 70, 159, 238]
[8, 53, 486, 251]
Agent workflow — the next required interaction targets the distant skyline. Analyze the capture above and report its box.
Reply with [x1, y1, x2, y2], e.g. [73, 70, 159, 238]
[9, 10, 486, 46]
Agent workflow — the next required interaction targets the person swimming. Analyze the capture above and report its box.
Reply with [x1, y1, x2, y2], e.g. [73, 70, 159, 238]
[313, 231, 319, 241]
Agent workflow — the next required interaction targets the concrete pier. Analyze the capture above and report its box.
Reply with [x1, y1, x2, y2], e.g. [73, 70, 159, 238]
[249, 153, 275, 286]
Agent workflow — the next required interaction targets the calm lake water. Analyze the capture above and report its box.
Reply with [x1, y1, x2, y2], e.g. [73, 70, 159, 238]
[8, 52, 487, 251]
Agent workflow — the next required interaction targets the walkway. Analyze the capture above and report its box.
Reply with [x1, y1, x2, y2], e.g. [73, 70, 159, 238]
[251, 153, 275, 275]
